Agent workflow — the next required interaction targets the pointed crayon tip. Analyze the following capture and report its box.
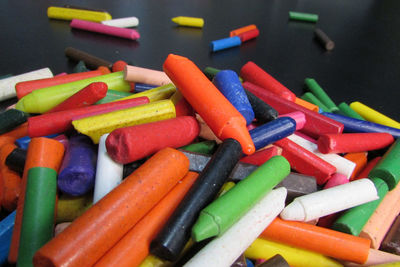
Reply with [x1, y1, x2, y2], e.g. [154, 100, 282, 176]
[191, 212, 219, 242]
[171, 17, 179, 24]
[15, 99, 26, 112]
[220, 117, 255, 155]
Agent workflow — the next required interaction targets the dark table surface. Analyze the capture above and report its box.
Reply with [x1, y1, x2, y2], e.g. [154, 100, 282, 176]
[1, 0, 399, 121]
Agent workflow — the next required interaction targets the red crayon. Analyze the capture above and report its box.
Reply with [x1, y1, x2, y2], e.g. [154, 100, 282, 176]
[46, 82, 108, 113]
[106, 116, 199, 164]
[28, 96, 149, 137]
[240, 146, 279, 166]
[317, 133, 394, 154]
[240, 61, 297, 102]
[238, 28, 260, 42]
[354, 157, 382, 180]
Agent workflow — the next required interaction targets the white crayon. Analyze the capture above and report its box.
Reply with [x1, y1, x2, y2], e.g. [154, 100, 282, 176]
[101, 16, 139, 28]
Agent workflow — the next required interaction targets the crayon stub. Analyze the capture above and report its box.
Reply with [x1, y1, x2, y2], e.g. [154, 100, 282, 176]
[314, 28, 335, 51]
[289, 11, 319, 23]
[171, 16, 204, 28]
[210, 36, 242, 52]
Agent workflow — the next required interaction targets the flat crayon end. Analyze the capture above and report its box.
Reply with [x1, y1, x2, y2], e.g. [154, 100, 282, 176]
[191, 212, 219, 242]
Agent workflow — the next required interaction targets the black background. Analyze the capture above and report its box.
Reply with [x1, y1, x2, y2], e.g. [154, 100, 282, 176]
[1, 0, 399, 121]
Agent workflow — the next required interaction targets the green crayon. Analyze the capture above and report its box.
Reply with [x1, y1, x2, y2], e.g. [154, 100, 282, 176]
[15, 71, 130, 114]
[369, 139, 400, 190]
[304, 78, 338, 112]
[337, 102, 366, 120]
[191, 155, 290, 242]
[301, 92, 329, 112]
[95, 89, 133, 105]
[180, 140, 217, 155]
[289, 11, 319, 23]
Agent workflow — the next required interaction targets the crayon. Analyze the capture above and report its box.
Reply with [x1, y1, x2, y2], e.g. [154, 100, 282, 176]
[101, 16, 139, 28]
[304, 78, 338, 112]
[171, 16, 204, 28]
[70, 19, 140, 40]
[244, 89, 278, 124]
[301, 92, 330, 112]
[381, 215, 400, 255]
[94, 172, 198, 267]
[0, 123, 28, 149]
[180, 140, 217, 155]
[170, 90, 195, 117]
[314, 28, 335, 51]
[150, 139, 243, 261]
[15, 134, 59, 150]
[0, 144, 21, 211]
[231, 254, 247, 267]
[280, 178, 379, 221]
[294, 97, 320, 112]
[33, 148, 189, 267]
[62, 5, 107, 12]
[17, 167, 57, 267]
[65, 47, 113, 70]
[73, 61, 89, 73]
[124, 65, 172, 86]
[72, 99, 176, 144]
[106, 116, 199, 164]
[255, 254, 289, 267]
[192, 156, 290, 242]
[324, 173, 349, 189]
[54, 223, 71, 237]
[369, 139, 400, 190]
[355, 157, 381, 180]
[47, 6, 112, 22]
[240, 146, 279, 166]
[95, 89, 132, 104]
[230, 24, 258, 37]
[0, 211, 15, 265]
[337, 102, 366, 120]
[238, 28, 259, 42]
[56, 193, 92, 223]
[344, 152, 368, 180]
[288, 11, 319, 22]
[115, 83, 176, 103]
[163, 54, 255, 155]
[240, 62, 296, 102]
[0, 109, 28, 135]
[350, 101, 400, 129]
[5, 147, 26, 176]
[210, 36, 242, 52]
[196, 114, 223, 143]
[134, 83, 158, 93]
[279, 111, 306, 130]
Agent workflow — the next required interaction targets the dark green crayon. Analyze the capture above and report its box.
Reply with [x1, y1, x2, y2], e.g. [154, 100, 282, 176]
[0, 109, 29, 135]
[289, 11, 319, 23]
[337, 102, 366, 120]
[73, 60, 89, 73]
[304, 78, 338, 112]
[180, 140, 217, 155]
[301, 92, 329, 112]
[95, 89, 132, 105]
[203, 67, 243, 82]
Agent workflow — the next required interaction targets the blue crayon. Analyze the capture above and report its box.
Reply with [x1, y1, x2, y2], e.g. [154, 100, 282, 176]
[321, 112, 400, 138]
[58, 134, 97, 196]
[249, 117, 296, 150]
[213, 70, 255, 125]
[210, 36, 241, 52]
[15, 134, 59, 150]
[0, 211, 16, 264]
[134, 83, 158, 93]
[246, 258, 255, 267]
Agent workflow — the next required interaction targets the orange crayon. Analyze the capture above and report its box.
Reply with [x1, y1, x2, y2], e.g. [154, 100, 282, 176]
[163, 54, 255, 155]
[295, 97, 320, 112]
[345, 152, 368, 180]
[0, 122, 28, 149]
[33, 148, 189, 267]
[229, 24, 258, 37]
[0, 144, 21, 211]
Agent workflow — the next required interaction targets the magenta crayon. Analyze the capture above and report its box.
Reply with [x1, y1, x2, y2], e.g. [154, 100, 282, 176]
[279, 111, 306, 130]
[240, 146, 279, 166]
[106, 116, 199, 164]
[324, 173, 349, 188]
[70, 19, 140, 40]
[240, 62, 296, 102]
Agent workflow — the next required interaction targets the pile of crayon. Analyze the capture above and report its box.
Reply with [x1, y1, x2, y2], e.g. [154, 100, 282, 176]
[1, 47, 400, 267]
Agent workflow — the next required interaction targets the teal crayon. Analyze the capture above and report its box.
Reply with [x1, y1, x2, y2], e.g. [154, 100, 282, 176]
[191, 155, 290, 242]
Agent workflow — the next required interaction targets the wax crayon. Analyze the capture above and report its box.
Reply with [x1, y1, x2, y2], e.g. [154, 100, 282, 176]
[295, 97, 319, 112]
[218, 181, 236, 196]
[350, 101, 400, 129]
[54, 223, 71, 237]
[314, 28, 335, 51]
[304, 78, 338, 112]
[337, 102, 366, 120]
[101, 16, 139, 27]
[9, 137, 65, 263]
[324, 173, 349, 188]
[238, 28, 260, 42]
[95, 89, 132, 104]
[240, 146, 279, 166]
[0, 144, 21, 211]
[381, 215, 400, 255]
[321, 112, 400, 138]
[256, 254, 289, 267]
[344, 152, 368, 180]
[0, 123, 28, 149]
[73, 61, 89, 73]
[213, 70, 255, 125]
[250, 117, 296, 150]
[0, 211, 15, 265]
[15, 134, 59, 150]
[164, 54, 255, 154]
[230, 24, 257, 37]
[240, 62, 296, 102]
[203, 67, 221, 80]
[281, 178, 378, 221]
[33, 148, 189, 267]
[301, 92, 330, 112]
[171, 16, 204, 28]
[47, 6, 112, 22]
[73, 99, 176, 144]
[70, 19, 140, 40]
[0, 68, 53, 101]
[62, 5, 107, 12]
[244, 89, 278, 123]
[279, 111, 306, 130]
[46, 82, 108, 113]
[17, 167, 57, 267]
[0, 109, 28, 135]
[369, 139, 400, 190]
[332, 177, 389, 236]
[210, 36, 242, 52]
[94, 172, 198, 267]
[56, 193, 92, 223]
[289, 11, 319, 22]
[244, 82, 344, 138]
[5, 147, 26, 176]
[180, 141, 217, 155]
[247, 259, 255, 267]
[150, 139, 242, 261]
[65, 47, 113, 69]
[124, 65, 172, 86]
[355, 157, 381, 180]
[115, 83, 176, 102]
[133, 82, 157, 93]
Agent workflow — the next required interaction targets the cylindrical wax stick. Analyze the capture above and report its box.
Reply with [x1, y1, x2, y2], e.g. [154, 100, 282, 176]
[17, 167, 57, 267]
[261, 218, 370, 264]
[250, 117, 296, 150]
[0, 144, 21, 211]
[192, 156, 290, 242]
[73, 61, 89, 73]
[244, 89, 278, 124]
[332, 177, 389, 236]
[318, 133, 394, 154]
[65, 47, 113, 69]
[238, 28, 259, 42]
[101, 16, 139, 27]
[163, 54, 255, 155]
[70, 19, 140, 40]
[355, 157, 381, 180]
[245, 238, 341, 267]
[33, 148, 189, 267]
[150, 139, 243, 261]
[381, 215, 400, 255]
[244, 82, 343, 138]
[0, 123, 28, 150]
[240, 146, 279, 166]
[16, 72, 130, 113]
[15, 69, 107, 99]
[171, 16, 204, 28]
[301, 92, 330, 112]
[344, 152, 368, 180]
[106, 116, 199, 164]
[350, 101, 400, 129]
[203, 66, 221, 80]
[338, 102, 365, 120]
[93, 134, 123, 203]
[115, 83, 176, 102]
[8, 137, 65, 264]
[112, 60, 128, 72]
[230, 24, 257, 37]
[280, 178, 378, 221]
[304, 78, 338, 112]
[58, 135, 97, 196]
[46, 82, 108, 113]
[210, 36, 242, 52]
[321, 112, 400, 138]
[184, 188, 287, 267]
[95, 89, 132, 104]
[94, 172, 199, 267]
[0, 109, 28, 135]
[289, 11, 319, 22]
[369, 140, 400, 190]
[47, 6, 112, 22]
[0, 211, 16, 265]
[213, 70, 255, 125]
[5, 147, 26, 176]
[256, 254, 289, 267]
[314, 28, 335, 51]
[134, 83, 157, 93]
[180, 140, 217, 155]
[72, 99, 176, 144]
[124, 65, 172, 86]
[170, 90, 195, 117]
[240, 62, 296, 102]
[56, 193, 92, 223]
[324, 173, 349, 189]
[279, 111, 306, 130]
[295, 97, 320, 112]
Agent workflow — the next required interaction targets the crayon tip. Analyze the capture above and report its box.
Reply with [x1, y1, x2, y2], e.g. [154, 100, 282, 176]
[171, 17, 179, 24]
[220, 117, 255, 155]
[191, 212, 219, 242]
[279, 200, 306, 221]
[15, 99, 26, 112]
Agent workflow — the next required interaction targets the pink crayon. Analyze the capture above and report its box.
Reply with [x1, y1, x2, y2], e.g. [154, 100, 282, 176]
[279, 111, 306, 130]
[70, 19, 140, 40]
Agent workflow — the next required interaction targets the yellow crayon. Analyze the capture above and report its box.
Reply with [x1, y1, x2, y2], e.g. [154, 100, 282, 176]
[171, 16, 204, 28]
[56, 193, 93, 223]
[218, 181, 236, 196]
[115, 83, 177, 103]
[138, 255, 171, 267]
[72, 99, 176, 143]
[47, 6, 112, 22]
[350, 101, 400, 129]
[245, 238, 343, 267]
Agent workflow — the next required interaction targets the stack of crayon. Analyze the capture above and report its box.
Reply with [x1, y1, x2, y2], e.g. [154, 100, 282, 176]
[0, 50, 400, 267]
